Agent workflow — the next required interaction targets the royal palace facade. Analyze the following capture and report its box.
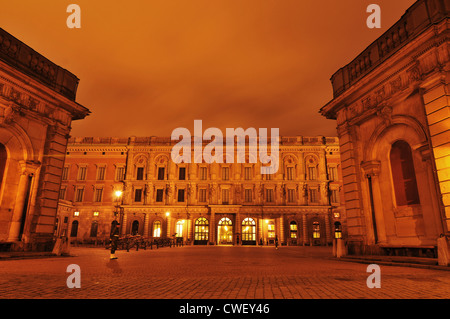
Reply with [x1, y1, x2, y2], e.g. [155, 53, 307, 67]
[55, 136, 346, 246]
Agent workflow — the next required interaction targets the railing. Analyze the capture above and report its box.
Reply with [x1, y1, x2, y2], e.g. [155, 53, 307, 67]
[105, 235, 184, 252]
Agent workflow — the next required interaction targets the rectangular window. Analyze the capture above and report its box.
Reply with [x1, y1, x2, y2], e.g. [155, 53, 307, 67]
[96, 166, 106, 181]
[199, 167, 207, 180]
[331, 189, 339, 203]
[179, 167, 186, 180]
[115, 166, 125, 181]
[136, 167, 144, 180]
[286, 167, 294, 180]
[266, 189, 274, 202]
[222, 167, 229, 180]
[94, 188, 103, 202]
[308, 167, 316, 180]
[287, 189, 295, 203]
[244, 189, 252, 202]
[244, 167, 251, 180]
[328, 166, 337, 181]
[156, 189, 164, 202]
[310, 189, 318, 203]
[222, 188, 230, 204]
[135, 189, 143, 202]
[77, 167, 87, 181]
[178, 189, 185, 202]
[157, 167, 165, 180]
[198, 189, 207, 202]
[59, 187, 66, 200]
[62, 166, 69, 181]
[75, 187, 84, 202]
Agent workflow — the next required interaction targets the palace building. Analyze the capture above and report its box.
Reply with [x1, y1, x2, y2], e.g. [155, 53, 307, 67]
[0, 28, 90, 251]
[56, 136, 345, 246]
[320, 0, 449, 257]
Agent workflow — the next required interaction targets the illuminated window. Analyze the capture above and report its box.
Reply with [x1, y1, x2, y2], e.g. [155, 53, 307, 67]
[313, 221, 320, 239]
[290, 221, 298, 239]
[268, 221, 275, 238]
[194, 218, 209, 241]
[73, 211, 80, 217]
[334, 222, 342, 239]
[153, 220, 161, 237]
[390, 140, 420, 206]
[176, 220, 184, 237]
[242, 218, 256, 243]
[93, 211, 99, 217]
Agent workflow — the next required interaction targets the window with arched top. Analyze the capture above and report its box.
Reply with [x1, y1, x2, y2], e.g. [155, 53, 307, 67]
[153, 220, 161, 237]
[194, 218, 209, 242]
[90, 221, 98, 237]
[334, 222, 342, 239]
[390, 140, 420, 206]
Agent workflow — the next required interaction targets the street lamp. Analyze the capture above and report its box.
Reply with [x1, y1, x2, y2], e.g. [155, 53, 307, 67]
[114, 190, 123, 218]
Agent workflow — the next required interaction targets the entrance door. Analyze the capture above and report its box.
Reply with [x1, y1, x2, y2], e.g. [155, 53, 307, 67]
[218, 217, 233, 245]
[194, 217, 209, 245]
[241, 217, 256, 245]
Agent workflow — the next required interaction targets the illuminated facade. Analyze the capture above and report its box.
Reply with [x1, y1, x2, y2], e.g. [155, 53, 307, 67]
[320, 0, 449, 256]
[56, 136, 345, 246]
[0, 28, 90, 251]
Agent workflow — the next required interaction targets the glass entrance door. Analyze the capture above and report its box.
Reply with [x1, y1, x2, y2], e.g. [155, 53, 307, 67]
[218, 217, 233, 245]
[241, 217, 256, 245]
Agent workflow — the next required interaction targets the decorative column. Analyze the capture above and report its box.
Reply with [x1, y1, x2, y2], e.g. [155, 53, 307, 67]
[235, 211, 241, 245]
[143, 213, 149, 237]
[210, 211, 215, 244]
[7, 160, 40, 242]
[325, 212, 331, 246]
[121, 212, 128, 236]
[302, 214, 308, 246]
[361, 160, 386, 244]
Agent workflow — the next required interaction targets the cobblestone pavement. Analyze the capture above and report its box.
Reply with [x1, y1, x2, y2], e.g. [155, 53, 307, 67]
[0, 245, 449, 299]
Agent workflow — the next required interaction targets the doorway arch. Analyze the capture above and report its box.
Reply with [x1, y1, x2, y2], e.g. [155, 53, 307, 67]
[194, 217, 209, 245]
[218, 217, 233, 245]
[241, 217, 256, 245]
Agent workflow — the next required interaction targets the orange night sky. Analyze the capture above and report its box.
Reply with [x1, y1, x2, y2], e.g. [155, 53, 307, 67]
[0, 0, 416, 138]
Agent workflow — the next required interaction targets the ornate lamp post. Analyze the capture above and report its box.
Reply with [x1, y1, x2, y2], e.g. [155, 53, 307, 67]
[114, 190, 123, 222]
